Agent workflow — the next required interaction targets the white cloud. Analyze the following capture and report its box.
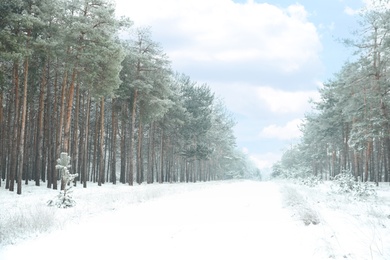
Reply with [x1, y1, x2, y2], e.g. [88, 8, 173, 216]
[260, 119, 303, 140]
[318, 22, 335, 32]
[344, 6, 360, 16]
[115, 0, 322, 73]
[286, 4, 308, 21]
[249, 152, 281, 170]
[256, 87, 320, 114]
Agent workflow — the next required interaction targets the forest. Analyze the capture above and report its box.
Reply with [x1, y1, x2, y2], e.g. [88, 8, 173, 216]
[0, 0, 259, 195]
[274, 1, 390, 184]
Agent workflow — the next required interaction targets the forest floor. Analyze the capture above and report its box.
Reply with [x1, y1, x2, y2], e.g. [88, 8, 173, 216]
[1, 179, 390, 259]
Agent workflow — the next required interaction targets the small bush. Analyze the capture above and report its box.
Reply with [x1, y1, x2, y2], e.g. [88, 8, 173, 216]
[300, 205, 321, 226]
[331, 172, 377, 199]
[47, 152, 78, 208]
[47, 189, 77, 208]
[300, 176, 323, 187]
[282, 185, 320, 225]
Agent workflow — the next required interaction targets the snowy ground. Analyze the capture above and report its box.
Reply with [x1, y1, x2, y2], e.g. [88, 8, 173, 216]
[1, 180, 390, 259]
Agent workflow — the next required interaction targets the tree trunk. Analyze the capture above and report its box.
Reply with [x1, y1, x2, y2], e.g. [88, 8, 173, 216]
[77, 93, 85, 178]
[61, 69, 77, 191]
[23, 106, 33, 184]
[147, 123, 155, 184]
[0, 91, 3, 187]
[342, 123, 349, 171]
[98, 98, 105, 186]
[160, 127, 164, 183]
[385, 138, 390, 182]
[72, 83, 80, 185]
[92, 104, 99, 183]
[137, 119, 143, 184]
[49, 67, 59, 189]
[331, 149, 336, 178]
[129, 89, 138, 186]
[56, 71, 67, 190]
[380, 100, 390, 183]
[35, 61, 47, 186]
[111, 99, 117, 184]
[105, 119, 110, 182]
[17, 57, 30, 195]
[5, 97, 12, 189]
[63, 69, 77, 154]
[375, 138, 381, 185]
[365, 141, 372, 182]
[120, 101, 127, 184]
[82, 93, 91, 188]
[9, 62, 20, 192]
[43, 60, 53, 185]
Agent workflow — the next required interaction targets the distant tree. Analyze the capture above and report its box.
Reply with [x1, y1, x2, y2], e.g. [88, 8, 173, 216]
[276, 0, 390, 186]
[118, 27, 172, 185]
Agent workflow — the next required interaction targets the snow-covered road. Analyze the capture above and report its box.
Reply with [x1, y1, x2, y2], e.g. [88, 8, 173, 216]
[0, 181, 326, 259]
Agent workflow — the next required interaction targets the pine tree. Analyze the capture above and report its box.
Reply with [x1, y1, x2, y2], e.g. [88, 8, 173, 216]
[48, 152, 78, 208]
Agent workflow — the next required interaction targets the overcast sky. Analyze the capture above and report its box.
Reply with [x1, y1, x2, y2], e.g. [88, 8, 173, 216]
[114, 0, 368, 172]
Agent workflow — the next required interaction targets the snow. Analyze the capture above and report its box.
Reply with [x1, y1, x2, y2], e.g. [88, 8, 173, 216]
[1, 180, 390, 259]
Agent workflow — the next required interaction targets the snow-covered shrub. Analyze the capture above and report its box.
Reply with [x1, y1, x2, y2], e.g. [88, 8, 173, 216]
[331, 172, 376, 199]
[300, 176, 323, 187]
[351, 181, 377, 198]
[48, 152, 78, 208]
[48, 189, 77, 208]
[300, 204, 321, 226]
[281, 185, 320, 225]
[276, 166, 314, 183]
[332, 173, 355, 193]
[273, 168, 301, 180]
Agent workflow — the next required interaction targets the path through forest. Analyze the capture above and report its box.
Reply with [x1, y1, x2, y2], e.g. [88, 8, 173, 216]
[0, 181, 333, 259]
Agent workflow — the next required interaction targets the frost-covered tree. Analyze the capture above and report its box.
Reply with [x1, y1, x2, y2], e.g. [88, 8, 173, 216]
[48, 152, 78, 208]
[276, 0, 390, 186]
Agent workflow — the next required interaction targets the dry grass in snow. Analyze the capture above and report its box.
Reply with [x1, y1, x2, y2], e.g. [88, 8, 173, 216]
[1, 180, 390, 259]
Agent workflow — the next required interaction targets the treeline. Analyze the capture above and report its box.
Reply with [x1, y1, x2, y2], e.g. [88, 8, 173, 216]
[0, 0, 258, 194]
[273, 1, 390, 183]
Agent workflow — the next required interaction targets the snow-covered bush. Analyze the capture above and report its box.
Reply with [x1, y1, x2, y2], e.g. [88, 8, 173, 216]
[299, 176, 323, 187]
[48, 152, 78, 208]
[281, 185, 320, 226]
[47, 189, 77, 208]
[273, 166, 315, 182]
[272, 168, 300, 180]
[351, 181, 377, 198]
[331, 172, 376, 199]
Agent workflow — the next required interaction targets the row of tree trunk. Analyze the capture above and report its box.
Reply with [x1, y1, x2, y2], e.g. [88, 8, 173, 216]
[0, 85, 226, 194]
